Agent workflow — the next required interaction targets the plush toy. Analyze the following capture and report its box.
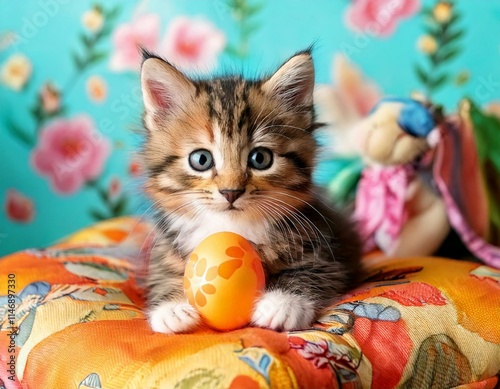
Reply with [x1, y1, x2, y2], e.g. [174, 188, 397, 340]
[183, 232, 265, 331]
[351, 97, 500, 267]
[353, 97, 450, 257]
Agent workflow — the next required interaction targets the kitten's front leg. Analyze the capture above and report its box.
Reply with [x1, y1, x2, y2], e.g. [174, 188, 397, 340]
[251, 262, 350, 332]
[149, 299, 200, 334]
[147, 251, 200, 334]
[251, 287, 316, 332]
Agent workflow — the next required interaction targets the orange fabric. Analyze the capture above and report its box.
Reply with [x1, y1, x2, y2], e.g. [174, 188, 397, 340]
[1, 217, 499, 388]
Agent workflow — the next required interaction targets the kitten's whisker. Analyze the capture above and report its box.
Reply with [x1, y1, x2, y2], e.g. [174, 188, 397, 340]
[269, 214, 304, 265]
[257, 198, 308, 251]
[253, 125, 293, 141]
[259, 190, 336, 237]
[269, 123, 308, 133]
[252, 102, 279, 129]
[149, 199, 198, 239]
[299, 189, 343, 215]
[169, 202, 207, 253]
[251, 103, 269, 131]
[160, 190, 211, 198]
[255, 194, 335, 261]
[252, 105, 285, 138]
[253, 201, 296, 263]
[135, 198, 172, 261]
[258, 197, 319, 261]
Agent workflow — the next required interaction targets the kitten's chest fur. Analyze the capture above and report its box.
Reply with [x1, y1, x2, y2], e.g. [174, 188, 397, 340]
[166, 208, 275, 258]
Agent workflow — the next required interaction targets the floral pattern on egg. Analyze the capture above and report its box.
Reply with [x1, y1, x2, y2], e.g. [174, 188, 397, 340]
[183, 232, 265, 331]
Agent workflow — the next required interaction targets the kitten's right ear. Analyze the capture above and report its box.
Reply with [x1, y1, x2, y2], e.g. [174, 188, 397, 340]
[262, 50, 315, 109]
[141, 52, 196, 115]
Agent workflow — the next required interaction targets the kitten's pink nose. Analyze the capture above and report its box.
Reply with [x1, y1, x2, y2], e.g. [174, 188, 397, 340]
[219, 189, 245, 204]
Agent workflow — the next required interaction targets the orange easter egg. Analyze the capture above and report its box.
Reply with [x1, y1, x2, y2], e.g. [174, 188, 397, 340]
[183, 232, 266, 331]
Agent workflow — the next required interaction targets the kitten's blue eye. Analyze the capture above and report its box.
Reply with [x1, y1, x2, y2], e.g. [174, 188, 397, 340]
[189, 149, 214, 172]
[248, 147, 273, 170]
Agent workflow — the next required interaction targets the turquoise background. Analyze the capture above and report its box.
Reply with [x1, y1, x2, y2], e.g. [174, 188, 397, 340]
[1, 0, 499, 254]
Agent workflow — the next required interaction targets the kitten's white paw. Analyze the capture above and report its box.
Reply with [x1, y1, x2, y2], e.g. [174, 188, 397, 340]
[148, 301, 200, 334]
[251, 290, 316, 331]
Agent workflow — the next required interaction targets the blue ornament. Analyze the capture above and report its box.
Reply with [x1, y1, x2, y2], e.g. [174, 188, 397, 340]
[373, 97, 436, 138]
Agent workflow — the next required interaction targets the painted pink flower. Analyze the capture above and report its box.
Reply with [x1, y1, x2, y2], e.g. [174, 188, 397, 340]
[31, 115, 110, 194]
[108, 177, 121, 199]
[128, 159, 142, 176]
[110, 13, 160, 71]
[161, 16, 226, 72]
[345, 0, 420, 37]
[5, 189, 34, 223]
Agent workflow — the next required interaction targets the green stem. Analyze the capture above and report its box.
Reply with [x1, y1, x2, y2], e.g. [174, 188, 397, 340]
[227, 0, 261, 58]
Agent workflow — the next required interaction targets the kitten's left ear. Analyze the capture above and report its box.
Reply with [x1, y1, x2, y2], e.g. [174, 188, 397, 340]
[140, 51, 196, 115]
[262, 50, 315, 108]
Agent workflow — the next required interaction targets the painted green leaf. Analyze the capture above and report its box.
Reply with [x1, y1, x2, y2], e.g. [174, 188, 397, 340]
[72, 52, 85, 70]
[98, 25, 113, 38]
[80, 33, 93, 49]
[421, 6, 433, 17]
[441, 47, 462, 62]
[429, 73, 448, 89]
[242, 22, 260, 35]
[112, 197, 128, 216]
[444, 29, 465, 44]
[429, 53, 439, 66]
[414, 64, 429, 84]
[6, 119, 34, 147]
[89, 51, 108, 64]
[423, 25, 440, 37]
[97, 186, 109, 203]
[246, 3, 263, 16]
[89, 209, 109, 221]
[224, 44, 242, 58]
[30, 104, 43, 122]
[106, 6, 121, 20]
[448, 12, 462, 25]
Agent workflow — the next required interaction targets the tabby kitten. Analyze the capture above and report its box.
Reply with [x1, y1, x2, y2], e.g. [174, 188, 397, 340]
[140, 49, 361, 334]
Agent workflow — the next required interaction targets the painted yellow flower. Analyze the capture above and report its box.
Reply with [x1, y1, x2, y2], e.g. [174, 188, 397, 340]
[86, 75, 107, 103]
[82, 6, 104, 33]
[1, 54, 32, 91]
[433, 1, 453, 23]
[417, 35, 438, 54]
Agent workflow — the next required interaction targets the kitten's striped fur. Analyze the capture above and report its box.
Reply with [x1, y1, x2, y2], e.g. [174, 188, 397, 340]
[140, 49, 362, 333]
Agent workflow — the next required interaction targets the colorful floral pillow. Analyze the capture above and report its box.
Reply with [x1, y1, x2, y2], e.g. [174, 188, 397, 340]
[1, 217, 499, 388]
